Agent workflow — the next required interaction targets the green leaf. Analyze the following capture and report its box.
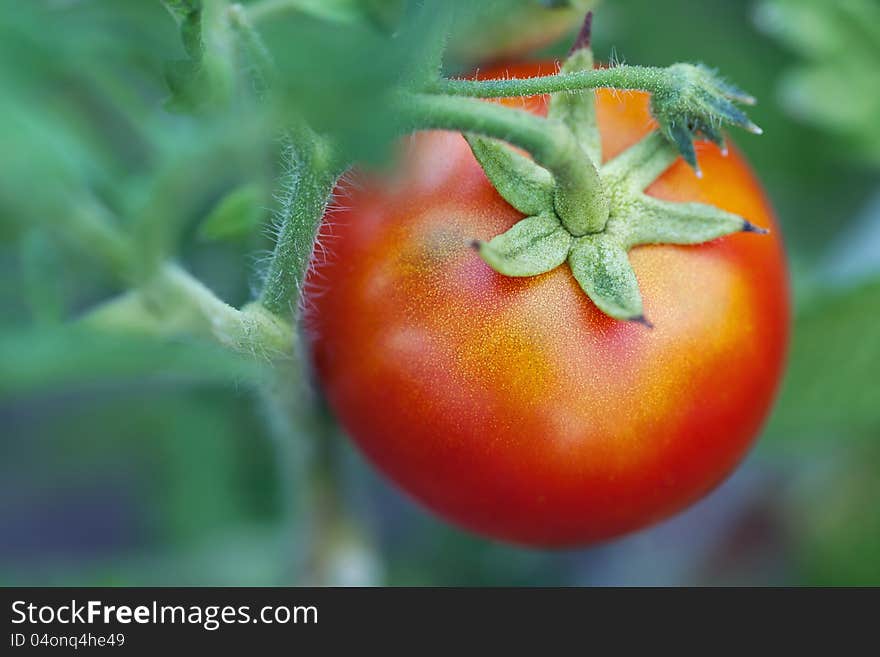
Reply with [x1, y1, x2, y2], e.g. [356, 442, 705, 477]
[478, 214, 571, 277]
[161, 0, 202, 24]
[465, 135, 554, 216]
[264, 1, 453, 163]
[199, 184, 266, 242]
[568, 235, 644, 321]
[794, 446, 880, 585]
[180, 7, 204, 59]
[360, 0, 406, 31]
[757, 0, 880, 164]
[163, 58, 210, 113]
[273, 0, 363, 24]
[763, 279, 880, 447]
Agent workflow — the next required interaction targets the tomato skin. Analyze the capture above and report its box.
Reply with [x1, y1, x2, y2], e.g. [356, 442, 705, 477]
[306, 63, 790, 546]
[449, 3, 594, 63]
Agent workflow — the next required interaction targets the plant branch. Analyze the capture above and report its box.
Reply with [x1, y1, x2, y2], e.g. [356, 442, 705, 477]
[429, 62, 760, 171]
[227, 2, 275, 95]
[400, 93, 566, 161]
[259, 130, 341, 318]
[82, 263, 294, 358]
[65, 197, 135, 283]
[400, 93, 607, 234]
[430, 66, 668, 98]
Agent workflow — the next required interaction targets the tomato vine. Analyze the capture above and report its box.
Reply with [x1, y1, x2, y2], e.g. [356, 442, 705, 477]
[197, 4, 761, 340]
[36, 2, 767, 357]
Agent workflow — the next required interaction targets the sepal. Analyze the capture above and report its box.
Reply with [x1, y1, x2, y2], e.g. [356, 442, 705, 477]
[601, 131, 678, 192]
[650, 63, 760, 171]
[548, 12, 601, 163]
[663, 120, 699, 170]
[614, 196, 764, 248]
[568, 235, 644, 321]
[477, 214, 571, 277]
[466, 135, 554, 216]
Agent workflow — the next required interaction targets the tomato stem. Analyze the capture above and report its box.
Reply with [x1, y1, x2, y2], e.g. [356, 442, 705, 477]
[430, 65, 668, 99]
[259, 129, 342, 318]
[227, 2, 275, 95]
[81, 264, 295, 357]
[221, 4, 346, 322]
[429, 61, 760, 170]
[401, 92, 608, 235]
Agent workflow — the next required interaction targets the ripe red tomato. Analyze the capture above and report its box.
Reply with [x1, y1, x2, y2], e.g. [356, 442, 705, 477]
[306, 62, 790, 546]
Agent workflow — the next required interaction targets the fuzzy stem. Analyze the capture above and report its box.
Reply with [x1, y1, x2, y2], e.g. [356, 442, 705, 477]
[401, 93, 608, 234]
[259, 131, 340, 318]
[227, 2, 275, 95]
[82, 263, 294, 357]
[261, 374, 381, 585]
[258, 363, 318, 584]
[401, 93, 563, 161]
[431, 65, 668, 99]
[229, 3, 342, 320]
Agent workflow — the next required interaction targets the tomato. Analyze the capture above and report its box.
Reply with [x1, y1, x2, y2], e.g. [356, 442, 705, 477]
[358, 0, 595, 64]
[306, 62, 790, 546]
[449, 2, 596, 63]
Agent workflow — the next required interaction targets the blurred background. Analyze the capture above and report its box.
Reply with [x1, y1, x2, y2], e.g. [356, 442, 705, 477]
[1, 0, 878, 586]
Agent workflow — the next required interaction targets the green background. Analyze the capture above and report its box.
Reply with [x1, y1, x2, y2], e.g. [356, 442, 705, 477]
[1, 0, 879, 586]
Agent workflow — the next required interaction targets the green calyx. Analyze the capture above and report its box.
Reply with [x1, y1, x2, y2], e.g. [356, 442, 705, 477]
[470, 27, 767, 325]
[649, 62, 762, 174]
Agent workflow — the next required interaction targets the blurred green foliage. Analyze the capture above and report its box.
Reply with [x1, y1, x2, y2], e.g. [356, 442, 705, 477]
[792, 444, 880, 585]
[1, 0, 879, 586]
[198, 184, 269, 242]
[765, 280, 880, 446]
[755, 0, 880, 165]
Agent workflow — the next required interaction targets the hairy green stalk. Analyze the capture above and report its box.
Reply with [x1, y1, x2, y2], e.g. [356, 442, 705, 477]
[431, 65, 668, 98]
[401, 93, 607, 234]
[259, 132, 341, 318]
